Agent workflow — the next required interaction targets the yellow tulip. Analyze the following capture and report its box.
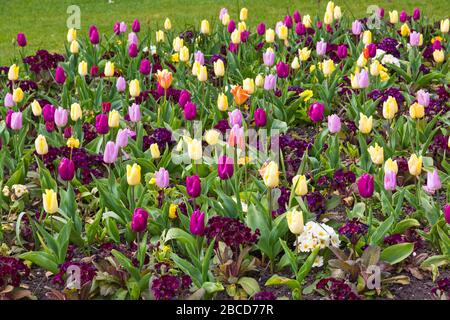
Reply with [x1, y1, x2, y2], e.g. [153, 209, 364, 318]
[164, 18, 172, 30]
[291, 57, 300, 70]
[8, 64, 19, 81]
[214, 59, 225, 77]
[240, 8, 248, 21]
[303, 15, 312, 28]
[260, 161, 279, 188]
[197, 65, 208, 82]
[127, 163, 141, 186]
[108, 110, 120, 128]
[265, 29, 275, 43]
[299, 47, 311, 61]
[408, 154, 422, 176]
[31, 100, 42, 116]
[179, 46, 189, 62]
[129, 79, 140, 97]
[409, 102, 424, 119]
[13, 88, 24, 103]
[217, 93, 228, 111]
[441, 19, 449, 33]
[326, 1, 335, 14]
[333, 6, 342, 20]
[384, 158, 398, 174]
[35, 135, 48, 155]
[238, 21, 247, 32]
[357, 53, 367, 67]
[277, 25, 288, 40]
[231, 29, 241, 44]
[292, 175, 308, 196]
[172, 37, 183, 52]
[204, 129, 221, 145]
[43, 189, 58, 214]
[78, 61, 88, 76]
[299, 90, 313, 102]
[67, 137, 80, 149]
[169, 204, 178, 219]
[370, 60, 381, 76]
[324, 11, 333, 25]
[200, 20, 210, 34]
[433, 49, 445, 63]
[243, 78, 255, 94]
[362, 30, 372, 45]
[70, 103, 82, 121]
[287, 208, 304, 235]
[67, 28, 77, 42]
[150, 143, 161, 159]
[155, 30, 165, 42]
[389, 10, 398, 24]
[322, 59, 335, 77]
[359, 113, 373, 134]
[192, 61, 201, 76]
[222, 13, 230, 26]
[382, 96, 398, 120]
[400, 23, 410, 37]
[368, 143, 384, 165]
[70, 40, 79, 54]
[104, 61, 115, 77]
[187, 138, 202, 160]
[255, 74, 265, 87]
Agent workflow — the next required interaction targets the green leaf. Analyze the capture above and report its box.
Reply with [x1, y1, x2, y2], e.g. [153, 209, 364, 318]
[296, 247, 320, 284]
[370, 215, 395, 245]
[265, 274, 300, 290]
[392, 218, 420, 234]
[19, 251, 59, 274]
[380, 243, 414, 265]
[237, 277, 260, 297]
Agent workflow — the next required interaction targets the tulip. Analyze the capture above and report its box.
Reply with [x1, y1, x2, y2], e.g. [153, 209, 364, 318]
[230, 29, 241, 44]
[108, 110, 120, 128]
[128, 33, 138, 46]
[190, 209, 205, 236]
[12, 88, 24, 103]
[293, 10, 301, 23]
[89, 25, 100, 44]
[265, 28, 275, 43]
[400, 23, 410, 37]
[358, 173, 374, 198]
[42, 104, 55, 122]
[164, 18, 171, 30]
[257, 22, 266, 35]
[356, 53, 367, 68]
[368, 143, 384, 165]
[139, 59, 151, 75]
[31, 100, 42, 116]
[128, 103, 141, 122]
[200, 20, 210, 34]
[423, 169, 442, 194]
[291, 57, 300, 70]
[8, 64, 19, 81]
[242, 78, 255, 95]
[102, 102, 111, 113]
[219, 8, 228, 20]
[129, 79, 140, 97]
[389, 10, 399, 23]
[239, 7, 248, 21]
[287, 208, 304, 234]
[70, 40, 79, 54]
[295, 22, 306, 35]
[43, 189, 58, 214]
[298, 47, 311, 61]
[148, 143, 160, 159]
[409, 102, 424, 119]
[131, 19, 140, 33]
[254, 108, 267, 127]
[54, 107, 68, 127]
[179, 90, 191, 108]
[308, 102, 325, 123]
[10, 112, 22, 130]
[104, 61, 115, 77]
[292, 174, 307, 196]
[172, 36, 183, 52]
[127, 163, 141, 186]
[217, 155, 234, 180]
[187, 138, 202, 161]
[35, 135, 48, 155]
[58, 157, 75, 181]
[416, 90, 430, 107]
[322, 59, 335, 77]
[384, 170, 397, 191]
[230, 85, 249, 105]
[358, 113, 373, 134]
[128, 43, 138, 58]
[316, 40, 327, 56]
[157, 69, 173, 89]
[362, 30, 372, 45]
[277, 24, 288, 40]
[444, 204, 450, 224]
[327, 114, 341, 133]
[4, 93, 14, 107]
[410, 31, 421, 46]
[217, 93, 229, 111]
[131, 208, 148, 232]
[78, 61, 88, 76]
[17, 33, 27, 47]
[433, 49, 445, 63]
[382, 96, 398, 120]
[399, 10, 407, 23]
[408, 154, 422, 176]
[352, 20, 362, 35]
[228, 124, 245, 150]
[204, 129, 221, 145]
[260, 161, 279, 188]
[115, 76, 126, 92]
[193, 51, 204, 65]
[384, 158, 398, 174]
[221, 13, 230, 26]
[303, 14, 312, 28]
[70, 103, 82, 122]
[227, 19, 236, 33]
[55, 66, 66, 84]
[186, 175, 201, 198]
[228, 109, 243, 127]
[184, 102, 197, 121]
[337, 45, 347, 59]
[67, 28, 76, 42]
[155, 30, 165, 43]
[441, 19, 449, 33]
[95, 114, 109, 134]
[5, 110, 12, 129]
[255, 74, 264, 88]
[276, 61, 289, 78]
[263, 48, 275, 67]
[334, 6, 342, 20]
[213, 59, 225, 77]
[155, 167, 169, 188]
[116, 128, 132, 148]
[264, 74, 277, 91]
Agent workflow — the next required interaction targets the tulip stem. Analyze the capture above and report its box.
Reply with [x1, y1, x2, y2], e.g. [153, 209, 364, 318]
[268, 188, 272, 223]
[130, 186, 136, 211]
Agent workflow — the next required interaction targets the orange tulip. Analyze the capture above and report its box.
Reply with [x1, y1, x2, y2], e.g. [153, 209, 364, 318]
[363, 47, 370, 59]
[156, 69, 173, 90]
[231, 85, 249, 106]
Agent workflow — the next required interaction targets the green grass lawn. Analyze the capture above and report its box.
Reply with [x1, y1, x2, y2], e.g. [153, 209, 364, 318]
[0, 0, 448, 65]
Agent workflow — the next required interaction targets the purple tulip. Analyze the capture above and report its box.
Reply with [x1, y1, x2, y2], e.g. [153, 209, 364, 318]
[240, 30, 250, 42]
[139, 59, 151, 75]
[327, 114, 341, 133]
[128, 43, 138, 58]
[64, 127, 72, 139]
[308, 102, 325, 123]
[316, 21, 323, 29]
[5, 110, 13, 129]
[229, 43, 238, 53]
[116, 76, 126, 92]
[378, 7, 385, 18]
[45, 121, 55, 132]
[416, 90, 429, 107]
[316, 40, 327, 56]
[276, 61, 289, 78]
[184, 101, 197, 120]
[413, 8, 420, 20]
[55, 66, 66, 84]
[113, 22, 121, 35]
[384, 170, 397, 191]
[132, 19, 141, 32]
[90, 65, 99, 77]
[254, 108, 267, 127]
[217, 155, 234, 180]
[399, 10, 407, 23]
[4, 93, 14, 108]
[227, 20, 236, 33]
[444, 204, 450, 224]
[356, 69, 369, 88]
[42, 104, 56, 122]
[423, 169, 442, 194]
[10, 111, 22, 130]
[263, 50, 275, 66]
[264, 74, 277, 91]
[103, 141, 118, 163]
[131, 208, 149, 233]
[189, 209, 205, 236]
[128, 32, 138, 46]
[96, 114, 109, 134]
[352, 20, 362, 35]
[410, 31, 421, 46]
[54, 107, 68, 127]
[179, 90, 191, 109]
[337, 45, 347, 59]
[357, 173, 374, 198]
[295, 22, 306, 35]
[58, 157, 75, 181]
[228, 109, 243, 127]
[89, 25, 100, 44]
[186, 175, 201, 198]
[257, 22, 266, 35]
[17, 33, 27, 47]
[366, 43, 377, 58]
[284, 15, 293, 29]
[194, 51, 205, 65]
[155, 167, 169, 188]
[119, 22, 127, 33]
[293, 10, 301, 23]
[128, 103, 141, 122]
[432, 40, 442, 51]
[116, 128, 133, 148]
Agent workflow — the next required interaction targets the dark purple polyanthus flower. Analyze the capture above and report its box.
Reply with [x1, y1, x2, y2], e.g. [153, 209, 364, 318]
[316, 277, 360, 300]
[338, 218, 368, 244]
[0, 257, 30, 288]
[253, 291, 276, 300]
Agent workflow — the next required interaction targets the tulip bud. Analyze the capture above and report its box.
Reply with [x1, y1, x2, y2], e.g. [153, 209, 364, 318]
[187, 138, 202, 160]
[264, 74, 277, 91]
[213, 59, 225, 77]
[260, 161, 279, 188]
[150, 143, 161, 159]
[287, 208, 304, 234]
[127, 163, 141, 185]
[12, 88, 24, 104]
[409, 102, 424, 119]
[443, 204, 450, 224]
[200, 20, 210, 34]
[255, 74, 264, 88]
[186, 175, 201, 198]
[54, 107, 68, 127]
[368, 143, 384, 165]
[231, 29, 241, 44]
[389, 10, 399, 23]
[292, 174, 307, 196]
[155, 167, 169, 188]
[70, 40, 79, 54]
[103, 141, 118, 164]
[8, 64, 19, 81]
[352, 20, 362, 35]
[362, 30, 372, 45]
[169, 204, 178, 219]
[89, 25, 100, 44]
[10, 112, 22, 131]
[302, 14, 312, 28]
[423, 169, 442, 194]
[179, 46, 189, 62]
[43, 189, 58, 214]
[131, 208, 149, 232]
[298, 47, 311, 61]
[316, 40, 327, 56]
[217, 155, 234, 180]
[243, 78, 255, 94]
[327, 114, 341, 133]
[78, 61, 88, 76]
[184, 102, 197, 121]
[164, 18, 172, 30]
[441, 19, 449, 33]
[129, 79, 140, 97]
[322, 59, 335, 77]
[433, 49, 445, 63]
[416, 90, 430, 107]
[358, 173, 374, 198]
[384, 170, 397, 191]
[190, 209, 205, 236]
[155, 30, 165, 42]
[17, 33, 27, 47]
[95, 114, 109, 135]
[197, 65, 208, 82]
[58, 157, 75, 181]
[400, 23, 410, 37]
[408, 154, 422, 176]
[108, 110, 120, 128]
[139, 59, 151, 75]
[104, 61, 115, 77]
[204, 129, 221, 145]
[31, 100, 42, 116]
[384, 158, 398, 174]
[358, 113, 373, 134]
[35, 135, 48, 155]
[308, 102, 325, 123]
[265, 28, 275, 43]
[254, 108, 267, 127]
[156, 69, 173, 89]
[217, 93, 228, 111]
[382, 96, 398, 120]
[67, 28, 77, 42]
